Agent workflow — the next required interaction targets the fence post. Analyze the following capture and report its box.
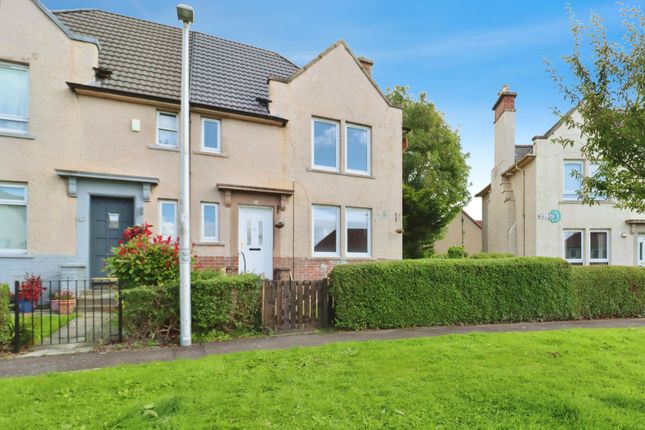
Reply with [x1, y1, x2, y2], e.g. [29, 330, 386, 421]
[13, 281, 20, 353]
[117, 280, 123, 343]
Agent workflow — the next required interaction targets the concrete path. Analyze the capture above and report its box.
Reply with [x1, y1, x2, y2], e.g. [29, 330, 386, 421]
[1, 318, 643, 378]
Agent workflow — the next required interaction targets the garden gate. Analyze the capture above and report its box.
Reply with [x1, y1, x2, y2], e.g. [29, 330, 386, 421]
[262, 279, 334, 332]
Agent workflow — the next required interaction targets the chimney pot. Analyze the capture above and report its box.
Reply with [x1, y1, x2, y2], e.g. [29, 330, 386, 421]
[358, 56, 374, 77]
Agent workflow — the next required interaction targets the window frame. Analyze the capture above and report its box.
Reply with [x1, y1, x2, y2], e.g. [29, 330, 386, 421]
[344, 123, 372, 176]
[563, 160, 583, 200]
[345, 207, 372, 258]
[589, 229, 610, 265]
[158, 200, 178, 240]
[588, 162, 608, 201]
[156, 111, 178, 147]
[200, 202, 219, 242]
[0, 182, 28, 253]
[563, 229, 584, 265]
[311, 205, 340, 257]
[0, 61, 29, 134]
[201, 117, 221, 153]
[311, 117, 340, 172]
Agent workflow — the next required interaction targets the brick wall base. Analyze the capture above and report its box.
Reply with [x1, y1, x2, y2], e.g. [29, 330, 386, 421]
[195, 255, 377, 280]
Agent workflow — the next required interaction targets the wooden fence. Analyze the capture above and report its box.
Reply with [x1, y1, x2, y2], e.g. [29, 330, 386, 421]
[262, 279, 333, 332]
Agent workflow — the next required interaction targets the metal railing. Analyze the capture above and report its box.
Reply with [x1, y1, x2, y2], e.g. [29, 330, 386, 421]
[12, 279, 122, 353]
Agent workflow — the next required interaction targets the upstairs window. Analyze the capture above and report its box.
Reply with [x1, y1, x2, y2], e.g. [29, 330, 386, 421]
[0, 62, 29, 134]
[563, 161, 583, 200]
[0, 183, 27, 252]
[201, 118, 221, 152]
[589, 231, 609, 264]
[563, 229, 584, 264]
[345, 124, 371, 175]
[156, 112, 178, 147]
[312, 118, 339, 171]
[589, 162, 607, 201]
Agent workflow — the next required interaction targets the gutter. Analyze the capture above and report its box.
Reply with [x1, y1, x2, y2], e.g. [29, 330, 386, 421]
[66, 82, 289, 126]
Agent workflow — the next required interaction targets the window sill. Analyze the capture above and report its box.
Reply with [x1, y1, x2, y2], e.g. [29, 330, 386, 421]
[0, 253, 34, 259]
[193, 150, 228, 158]
[196, 241, 225, 247]
[148, 144, 179, 152]
[307, 168, 374, 179]
[559, 199, 615, 205]
[0, 131, 35, 140]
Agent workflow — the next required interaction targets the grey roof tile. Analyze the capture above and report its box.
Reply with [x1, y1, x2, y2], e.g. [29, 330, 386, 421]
[515, 145, 533, 162]
[54, 9, 299, 116]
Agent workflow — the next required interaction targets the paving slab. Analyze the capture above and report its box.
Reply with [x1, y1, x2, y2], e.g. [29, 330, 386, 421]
[0, 318, 643, 378]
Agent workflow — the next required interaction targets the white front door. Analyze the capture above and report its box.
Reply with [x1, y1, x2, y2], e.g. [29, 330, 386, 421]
[638, 236, 645, 266]
[238, 206, 273, 277]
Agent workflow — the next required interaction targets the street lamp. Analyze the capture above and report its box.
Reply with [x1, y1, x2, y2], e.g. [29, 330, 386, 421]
[177, 3, 193, 347]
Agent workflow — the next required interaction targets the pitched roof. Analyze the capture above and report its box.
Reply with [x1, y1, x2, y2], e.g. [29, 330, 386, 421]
[53, 9, 299, 117]
[515, 145, 533, 162]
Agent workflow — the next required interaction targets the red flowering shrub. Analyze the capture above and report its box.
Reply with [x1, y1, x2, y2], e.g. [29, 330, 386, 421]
[18, 274, 46, 304]
[106, 223, 194, 289]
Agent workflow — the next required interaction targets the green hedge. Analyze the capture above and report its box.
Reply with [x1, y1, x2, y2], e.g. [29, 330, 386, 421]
[329, 257, 576, 330]
[470, 252, 515, 259]
[0, 283, 10, 351]
[573, 266, 645, 319]
[121, 273, 262, 342]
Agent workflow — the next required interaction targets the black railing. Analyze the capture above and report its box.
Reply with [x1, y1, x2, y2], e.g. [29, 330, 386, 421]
[12, 279, 122, 353]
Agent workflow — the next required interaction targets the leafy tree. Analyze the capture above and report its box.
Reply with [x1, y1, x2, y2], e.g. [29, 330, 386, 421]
[387, 86, 471, 258]
[547, 5, 645, 212]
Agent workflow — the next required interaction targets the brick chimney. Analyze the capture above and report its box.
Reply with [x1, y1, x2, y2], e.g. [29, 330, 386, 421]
[492, 85, 517, 172]
[358, 56, 374, 77]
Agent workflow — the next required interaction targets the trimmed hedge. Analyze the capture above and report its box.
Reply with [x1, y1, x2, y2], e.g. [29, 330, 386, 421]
[329, 257, 576, 329]
[573, 266, 645, 319]
[121, 273, 262, 342]
[470, 252, 515, 259]
[0, 283, 10, 351]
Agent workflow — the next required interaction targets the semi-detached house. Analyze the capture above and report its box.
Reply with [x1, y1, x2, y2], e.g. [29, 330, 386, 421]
[0, 0, 403, 284]
[477, 86, 644, 266]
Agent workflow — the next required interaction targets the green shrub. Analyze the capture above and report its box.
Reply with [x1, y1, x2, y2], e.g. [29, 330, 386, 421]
[0, 283, 11, 351]
[572, 266, 645, 318]
[121, 272, 262, 342]
[447, 246, 467, 259]
[470, 252, 515, 259]
[329, 257, 576, 330]
[106, 223, 185, 289]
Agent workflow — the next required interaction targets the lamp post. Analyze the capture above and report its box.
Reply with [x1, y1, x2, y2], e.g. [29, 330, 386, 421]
[177, 3, 194, 347]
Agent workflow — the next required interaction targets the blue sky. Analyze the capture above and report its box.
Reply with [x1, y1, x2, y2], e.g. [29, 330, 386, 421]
[45, 0, 640, 218]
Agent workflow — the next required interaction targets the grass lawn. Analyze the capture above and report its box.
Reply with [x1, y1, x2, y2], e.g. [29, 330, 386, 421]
[0, 328, 643, 429]
[20, 313, 77, 345]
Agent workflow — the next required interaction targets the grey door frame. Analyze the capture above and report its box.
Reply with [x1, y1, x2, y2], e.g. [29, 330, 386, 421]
[89, 196, 135, 279]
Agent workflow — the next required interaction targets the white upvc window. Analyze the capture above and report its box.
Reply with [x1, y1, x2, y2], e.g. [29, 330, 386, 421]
[201, 118, 221, 152]
[345, 124, 371, 175]
[156, 112, 178, 147]
[563, 161, 583, 200]
[346, 207, 371, 257]
[0, 183, 27, 253]
[312, 118, 339, 171]
[201, 202, 219, 242]
[589, 230, 610, 265]
[312, 205, 340, 257]
[563, 229, 584, 264]
[159, 200, 177, 239]
[0, 62, 29, 134]
[588, 162, 607, 201]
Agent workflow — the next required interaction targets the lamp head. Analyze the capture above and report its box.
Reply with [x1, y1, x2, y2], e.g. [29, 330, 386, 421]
[176, 4, 194, 24]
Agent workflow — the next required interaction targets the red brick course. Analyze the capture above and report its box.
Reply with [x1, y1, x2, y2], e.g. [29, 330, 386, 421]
[195, 255, 378, 279]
